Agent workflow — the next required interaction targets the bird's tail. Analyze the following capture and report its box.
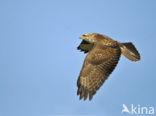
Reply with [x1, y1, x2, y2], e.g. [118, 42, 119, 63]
[119, 42, 140, 62]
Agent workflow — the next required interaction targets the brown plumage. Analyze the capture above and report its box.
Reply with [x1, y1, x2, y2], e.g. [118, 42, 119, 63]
[77, 33, 140, 101]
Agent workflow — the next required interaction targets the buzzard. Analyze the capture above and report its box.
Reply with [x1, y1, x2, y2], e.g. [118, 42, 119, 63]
[77, 33, 140, 101]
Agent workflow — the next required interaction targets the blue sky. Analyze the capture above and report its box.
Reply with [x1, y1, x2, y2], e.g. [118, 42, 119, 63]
[0, 0, 156, 116]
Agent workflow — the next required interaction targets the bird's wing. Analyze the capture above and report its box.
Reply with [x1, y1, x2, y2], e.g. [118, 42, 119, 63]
[77, 46, 121, 100]
[77, 40, 94, 53]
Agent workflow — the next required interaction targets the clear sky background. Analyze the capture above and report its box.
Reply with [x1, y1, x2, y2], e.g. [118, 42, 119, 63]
[0, 0, 156, 116]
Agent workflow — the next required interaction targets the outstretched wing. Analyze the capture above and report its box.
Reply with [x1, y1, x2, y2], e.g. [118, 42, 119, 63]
[77, 46, 121, 100]
[77, 40, 94, 53]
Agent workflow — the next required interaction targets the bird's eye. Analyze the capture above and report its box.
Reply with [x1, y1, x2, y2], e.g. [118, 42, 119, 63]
[83, 34, 87, 37]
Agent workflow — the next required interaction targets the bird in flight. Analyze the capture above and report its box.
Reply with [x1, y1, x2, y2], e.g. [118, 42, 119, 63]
[77, 33, 140, 101]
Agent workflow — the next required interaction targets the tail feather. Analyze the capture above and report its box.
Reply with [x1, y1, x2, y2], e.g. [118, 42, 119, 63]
[119, 42, 140, 62]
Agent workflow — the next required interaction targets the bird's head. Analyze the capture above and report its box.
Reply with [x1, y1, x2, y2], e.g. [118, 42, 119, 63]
[80, 33, 102, 43]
